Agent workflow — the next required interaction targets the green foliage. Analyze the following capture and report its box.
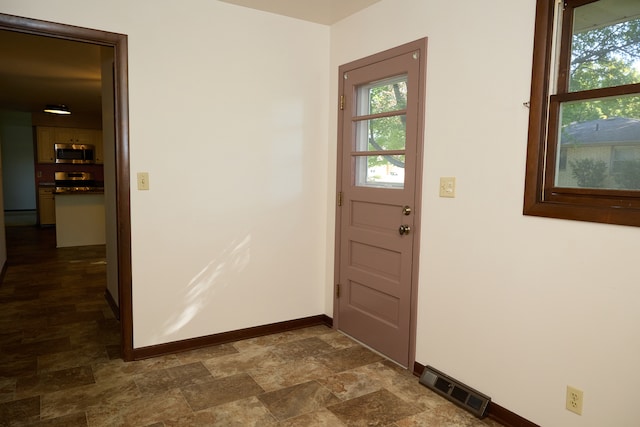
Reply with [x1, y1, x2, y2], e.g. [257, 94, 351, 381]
[367, 81, 407, 168]
[569, 158, 608, 188]
[560, 16, 640, 127]
[570, 59, 639, 92]
[570, 18, 640, 88]
[561, 93, 640, 126]
[368, 116, 406, 152]
[613, 160, 640, 189]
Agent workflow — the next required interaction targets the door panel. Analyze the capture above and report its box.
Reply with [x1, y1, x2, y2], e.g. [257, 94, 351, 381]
[349, 280, 400, 325]
[336, 39, 427, 367]
[350, 241, 401, 280]
[351, 200, 402, 232]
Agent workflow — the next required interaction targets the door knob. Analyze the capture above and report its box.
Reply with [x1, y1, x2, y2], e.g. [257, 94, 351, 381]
[399, 224, 411, 235]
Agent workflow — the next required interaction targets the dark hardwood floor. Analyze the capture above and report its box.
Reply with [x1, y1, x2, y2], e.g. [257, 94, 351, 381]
[1, 226, 117, 368]
[0, 225, 118, 424]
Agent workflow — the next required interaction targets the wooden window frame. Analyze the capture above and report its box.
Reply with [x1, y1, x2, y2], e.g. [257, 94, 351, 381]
[523, 0, 640, 227]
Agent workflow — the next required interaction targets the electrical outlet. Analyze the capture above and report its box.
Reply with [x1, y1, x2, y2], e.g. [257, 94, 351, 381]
[566, 386, 583, 415]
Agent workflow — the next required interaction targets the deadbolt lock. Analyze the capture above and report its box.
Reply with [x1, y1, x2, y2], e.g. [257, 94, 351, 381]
[402, 206, 412, 215]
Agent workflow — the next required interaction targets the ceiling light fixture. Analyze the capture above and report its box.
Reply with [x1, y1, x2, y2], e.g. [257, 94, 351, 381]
[43, 104, 71, 115]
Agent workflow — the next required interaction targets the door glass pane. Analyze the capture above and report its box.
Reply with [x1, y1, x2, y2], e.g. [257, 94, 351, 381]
[357, 75, 408, 116]
[555, 95, 640, 190]
[569, 0, 640, 92]
[355, 155, 405, 188]
[355, 115, 406, 151]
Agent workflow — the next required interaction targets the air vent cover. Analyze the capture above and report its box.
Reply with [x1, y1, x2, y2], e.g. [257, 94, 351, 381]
[419, 365, 491, 418]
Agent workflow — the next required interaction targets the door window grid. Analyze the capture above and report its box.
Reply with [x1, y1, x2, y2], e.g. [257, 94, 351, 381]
[354, 75, 408, 188]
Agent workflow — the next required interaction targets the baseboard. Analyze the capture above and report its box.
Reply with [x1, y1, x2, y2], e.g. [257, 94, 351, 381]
[413, 362, 540, 427]
[132, 314, 333, 360]
[104, 288, 120, 320]
[487, 401, 540, 427]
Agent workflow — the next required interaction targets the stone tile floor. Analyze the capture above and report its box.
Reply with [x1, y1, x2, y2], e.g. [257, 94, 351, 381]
[0, 226, 504, 426]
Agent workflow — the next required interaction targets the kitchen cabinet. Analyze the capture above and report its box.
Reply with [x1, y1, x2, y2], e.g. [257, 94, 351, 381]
[54, 127, 95, 145]
[38, 186, 56, 225]
[36, 126, 103, 164]
[36, 127, 56, 163]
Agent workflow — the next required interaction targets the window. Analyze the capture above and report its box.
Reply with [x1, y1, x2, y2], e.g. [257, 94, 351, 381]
[354, 75, 408, 188]
[524, 0, 640, 226]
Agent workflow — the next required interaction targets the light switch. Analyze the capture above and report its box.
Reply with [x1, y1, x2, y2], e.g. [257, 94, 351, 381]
[439, 177, 455, 198]
[137, 172, 149, 190]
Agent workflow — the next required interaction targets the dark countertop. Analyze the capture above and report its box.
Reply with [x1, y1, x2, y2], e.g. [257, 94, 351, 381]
[54, 189, 105, 195]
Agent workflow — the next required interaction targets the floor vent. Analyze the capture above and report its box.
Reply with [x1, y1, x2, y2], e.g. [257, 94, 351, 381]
[419, 365, 491, 418]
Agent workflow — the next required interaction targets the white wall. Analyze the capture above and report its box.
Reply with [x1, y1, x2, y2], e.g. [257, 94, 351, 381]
[0, 0, 330, 347]
[124, 2, 330, 346]
[330, 1, 640, 426]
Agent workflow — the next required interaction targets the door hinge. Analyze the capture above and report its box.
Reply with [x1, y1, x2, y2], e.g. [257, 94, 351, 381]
[336, 283, 341, 298]
[340, 95, 345, 111]
[337, 191, 343, 207]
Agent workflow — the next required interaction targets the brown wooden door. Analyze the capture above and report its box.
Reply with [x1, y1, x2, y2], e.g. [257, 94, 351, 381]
[336, 39, 426, 368]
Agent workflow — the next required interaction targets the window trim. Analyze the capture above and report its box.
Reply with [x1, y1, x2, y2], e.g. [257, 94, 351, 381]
[523, 0, 640, 227]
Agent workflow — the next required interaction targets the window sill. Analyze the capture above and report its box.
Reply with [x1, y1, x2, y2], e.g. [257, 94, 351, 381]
[523, 198, 640, 227]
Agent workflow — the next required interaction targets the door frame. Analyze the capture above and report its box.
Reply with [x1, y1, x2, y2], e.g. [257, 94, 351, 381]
[333, 38, 427, 370]
[0, 13, 134, 361]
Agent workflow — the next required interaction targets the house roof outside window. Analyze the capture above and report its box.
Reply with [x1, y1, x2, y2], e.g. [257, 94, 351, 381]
[562, 117, 640, 145]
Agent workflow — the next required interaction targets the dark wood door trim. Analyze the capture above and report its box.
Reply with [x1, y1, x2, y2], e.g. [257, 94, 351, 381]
[0, 12, 134, 361]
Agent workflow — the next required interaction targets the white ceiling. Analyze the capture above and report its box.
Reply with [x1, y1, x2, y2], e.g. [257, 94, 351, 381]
[0, 1, 381, 116]
[218, 0, 382, 25]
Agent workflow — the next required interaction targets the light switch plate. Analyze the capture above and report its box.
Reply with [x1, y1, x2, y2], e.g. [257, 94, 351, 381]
[439, 177, 455, 198]
[137, 172, 149, 190]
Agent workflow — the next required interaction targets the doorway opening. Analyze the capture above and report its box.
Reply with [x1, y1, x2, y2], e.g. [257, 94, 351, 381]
[0, 13, 133, 361]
